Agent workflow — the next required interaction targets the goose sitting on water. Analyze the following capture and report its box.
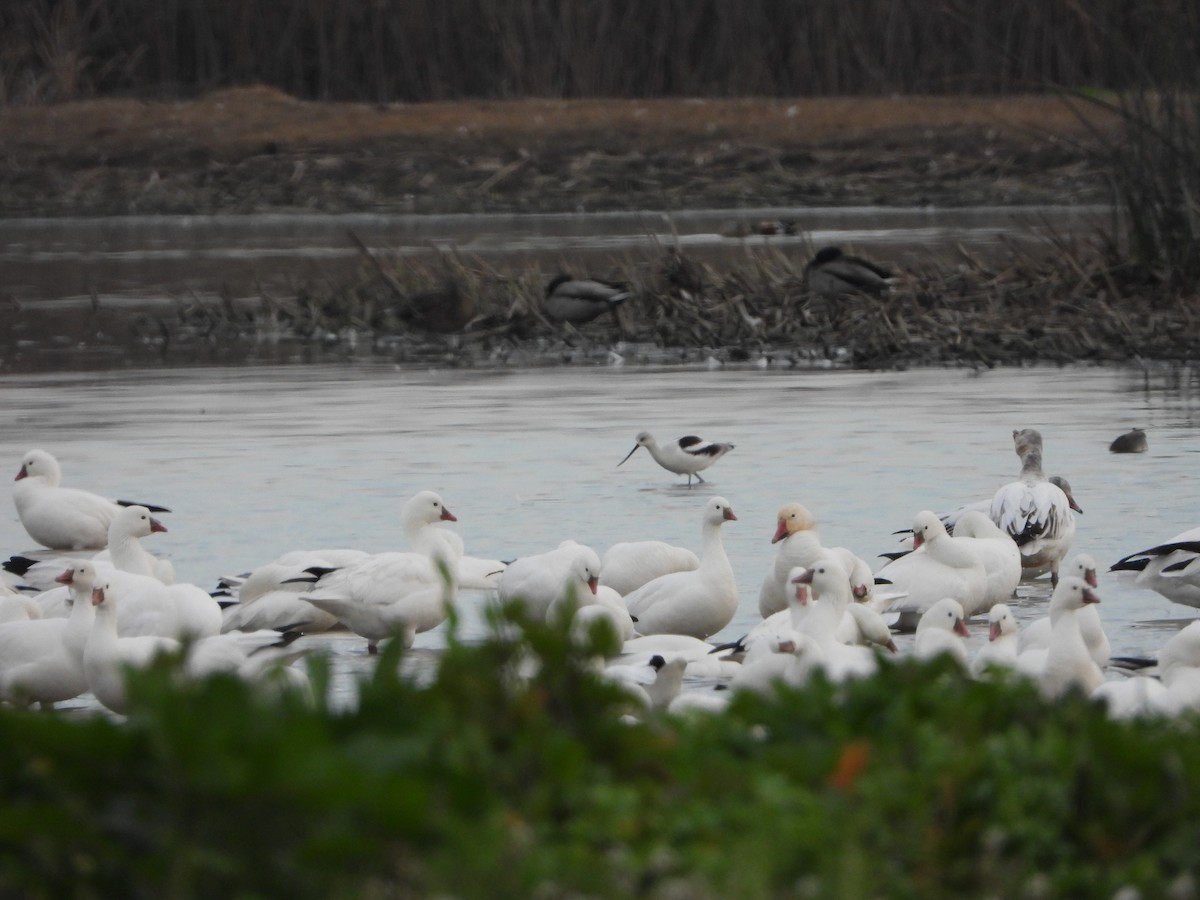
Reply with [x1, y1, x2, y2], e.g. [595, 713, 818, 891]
[802, 246, 895, 298]
[623, 497, 739, 640]
[617, 431, 734, 487]
[543, 274, 631, 325]
[12, 448, 170, 552]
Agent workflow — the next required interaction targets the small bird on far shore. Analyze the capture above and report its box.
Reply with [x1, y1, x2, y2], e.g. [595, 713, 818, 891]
[802, 246, 895, 298]
[617, 432, 734, 487]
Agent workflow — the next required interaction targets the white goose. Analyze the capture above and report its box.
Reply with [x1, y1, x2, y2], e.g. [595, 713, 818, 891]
[989, 429, 1080, 585]
[548, 580, 637, 643]
[92, 504, 175, 583]
[0, 561, 96, 707]
[758, 502, 876, 618]
[1155, 621, 1200, 715]
[218, 548, 369, 634]
[497, 541, 602, 621]
[1018, 554, 1109, 668]
[615, 634, 740, 679]
[617, 432, 734, 486]
[913, 598, 971, 668]
[601, 654, 689, 711]
[1030, 576, 1105, 700]
[6, 504, 177, 594]
[730, 634, 826, 696]
[183, 629, 308, 683]
[0, 582, 42, 623]
[970, 603, 1020, 678]
[877, 511, 989, 628]
[600, 540, 699, 596]
[790, 555, 881, 682]
[12, 448, 169, 551]
[399, 490, 506, 590]
[949, 511, 1022, 609]
[623, 497, 739, 639]
[1110, 525, 1200, 609]
[85, 580, 182, 714]
[301, 553, 458, 654]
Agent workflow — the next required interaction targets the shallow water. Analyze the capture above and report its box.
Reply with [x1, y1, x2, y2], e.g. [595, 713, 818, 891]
[3, 361, 1198, 710]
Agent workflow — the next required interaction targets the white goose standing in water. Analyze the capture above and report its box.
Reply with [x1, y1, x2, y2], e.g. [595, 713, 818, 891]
[617, 432, 734, 486]
[989, 428, 1081, 585]
[623, 497, 739, 639]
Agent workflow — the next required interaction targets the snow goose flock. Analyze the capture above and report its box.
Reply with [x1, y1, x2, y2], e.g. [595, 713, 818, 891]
[2, 420, 1198, 724]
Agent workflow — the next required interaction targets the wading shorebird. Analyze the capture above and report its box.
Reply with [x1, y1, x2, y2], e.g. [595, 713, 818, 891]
[617, 431, 734, 486]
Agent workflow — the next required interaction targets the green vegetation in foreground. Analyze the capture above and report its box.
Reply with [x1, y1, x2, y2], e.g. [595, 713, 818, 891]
[1, 609, 1198, 899]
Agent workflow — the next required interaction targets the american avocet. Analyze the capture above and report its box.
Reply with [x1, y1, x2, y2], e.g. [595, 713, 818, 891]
[989, 428, 1080, 585]
[12, 448, 170, 551]
[802, 246, 895, 298]
[543, 274, 631, 325]
[617, 431, 734, 487]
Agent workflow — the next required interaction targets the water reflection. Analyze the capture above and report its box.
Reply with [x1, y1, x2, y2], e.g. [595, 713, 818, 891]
[2, 362, 1197, 711]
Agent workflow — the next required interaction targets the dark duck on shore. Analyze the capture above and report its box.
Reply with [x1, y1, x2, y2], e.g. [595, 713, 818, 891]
[543, 274, 632, 325]
[802, 246, 895, 298]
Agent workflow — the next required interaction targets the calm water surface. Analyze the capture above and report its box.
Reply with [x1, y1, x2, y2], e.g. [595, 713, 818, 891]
[3, 362, 1198, 709]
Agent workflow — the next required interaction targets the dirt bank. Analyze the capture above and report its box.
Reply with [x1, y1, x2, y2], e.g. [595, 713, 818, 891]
[0, 88, 1119, 216]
